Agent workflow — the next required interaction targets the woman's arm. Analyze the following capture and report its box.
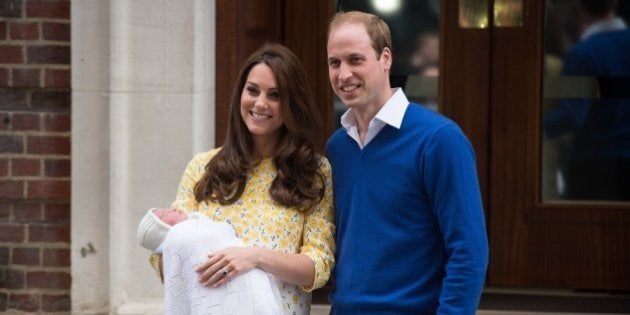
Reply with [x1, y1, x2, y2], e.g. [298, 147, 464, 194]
[195, 246, 315, 288]
[196, 156, 335, 290]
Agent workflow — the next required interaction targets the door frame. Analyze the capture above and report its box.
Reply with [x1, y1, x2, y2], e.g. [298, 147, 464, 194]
[215, 0, 630, 293]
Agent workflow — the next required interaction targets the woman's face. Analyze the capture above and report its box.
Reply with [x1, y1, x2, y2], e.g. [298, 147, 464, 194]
[240, 63, 284, 151]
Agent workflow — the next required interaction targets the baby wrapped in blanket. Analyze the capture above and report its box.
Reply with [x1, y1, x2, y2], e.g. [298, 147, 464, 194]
[137, 208, 282, 315]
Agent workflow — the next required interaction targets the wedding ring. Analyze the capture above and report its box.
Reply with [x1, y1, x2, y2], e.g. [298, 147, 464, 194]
[220, 269, 228, 278]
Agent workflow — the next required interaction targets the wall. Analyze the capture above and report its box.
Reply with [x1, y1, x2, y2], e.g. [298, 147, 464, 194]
[1, 0, 215, 313]
[71, 0, 215, 314]
[0, 0, 72, 313]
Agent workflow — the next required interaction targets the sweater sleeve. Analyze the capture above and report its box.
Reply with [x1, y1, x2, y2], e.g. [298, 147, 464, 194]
[299, 157, 336, 292]
[424, 124, 489, 314]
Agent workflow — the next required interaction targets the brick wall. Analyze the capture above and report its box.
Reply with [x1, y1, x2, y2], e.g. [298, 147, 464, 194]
[0, 0, 71, 313]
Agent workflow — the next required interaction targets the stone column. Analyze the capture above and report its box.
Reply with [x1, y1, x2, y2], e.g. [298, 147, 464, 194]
[71, 0, 215, 313]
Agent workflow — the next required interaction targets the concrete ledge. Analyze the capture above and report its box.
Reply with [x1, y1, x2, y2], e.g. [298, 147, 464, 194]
[115, 299, 163, 315]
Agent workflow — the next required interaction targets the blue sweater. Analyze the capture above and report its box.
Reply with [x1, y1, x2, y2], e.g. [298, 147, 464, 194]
[326, 104, 488, 314]
[544, 29, 630, 159]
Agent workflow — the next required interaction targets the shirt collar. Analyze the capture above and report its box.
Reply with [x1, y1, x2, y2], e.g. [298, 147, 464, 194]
[375, 88, 409, 129]
[340, 88, 409, 131]
[581, 17, 627, 41]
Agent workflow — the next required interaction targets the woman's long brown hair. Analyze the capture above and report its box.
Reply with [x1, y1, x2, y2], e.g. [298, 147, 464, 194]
[194, 42, 325, 212]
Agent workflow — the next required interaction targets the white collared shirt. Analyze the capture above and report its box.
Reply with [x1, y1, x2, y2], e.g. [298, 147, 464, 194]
[340, 88, 410, 149]
[580, 17, 627, 41]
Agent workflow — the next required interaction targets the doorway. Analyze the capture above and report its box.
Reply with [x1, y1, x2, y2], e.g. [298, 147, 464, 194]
[215, 0, 630, 296]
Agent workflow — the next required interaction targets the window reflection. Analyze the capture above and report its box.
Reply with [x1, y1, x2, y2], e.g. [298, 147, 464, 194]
[333, 0, 441, 128]
[542, 0, 630, 201]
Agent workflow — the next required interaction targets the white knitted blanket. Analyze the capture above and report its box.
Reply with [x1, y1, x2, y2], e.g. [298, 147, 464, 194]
[161, 213, 282, 315]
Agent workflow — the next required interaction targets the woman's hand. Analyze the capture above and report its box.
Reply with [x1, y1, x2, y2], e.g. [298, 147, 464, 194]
[195, 246, 315, 288]
[195, 246, 261, 287]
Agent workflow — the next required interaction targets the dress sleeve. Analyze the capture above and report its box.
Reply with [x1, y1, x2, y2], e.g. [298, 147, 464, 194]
[299, 157, 336, 291]
[149, 253, 164, 283]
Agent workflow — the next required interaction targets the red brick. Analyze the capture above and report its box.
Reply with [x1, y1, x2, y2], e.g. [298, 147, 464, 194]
[26, 271, 71, 289]
[42, 294, 70, 312]
[12, 247, 40, 265]
[0, 67, 8, 87]
[0, 112, 8, 130]
[9, 22, 39, 40]
[0, 202, 10, 220]
[42, 22, 69, 41]
[43, 202, 69, 221]
[44, 159, 69, 177]
[29, 223, 69, 242]
[11, 112, 40, 130]
[26, 135, 70, 155]
[0, 180, 24, 199]
[12, 158, 41, 176]
[30, 90, 70, 111]
[8, 293, 39, 312]
[43, 248, 69, 267]
[0, 247, 8, 264]
[42, 112, 69, 131]
[0, 45, 23, 64]
[0, 135, 24, 153]
[26, 0, 70, 19]
[0, 158, 8, 176]
[0, 0, 22, 18]
[0, 89, 28, 110]
[0, 21, 7, 41]
[13, 202, 42, 222]
[0, 292, 5, 312]
[12, 68, 41, 88]
[0, 224, 25, 242]
[26, 179, 70, 200]
[4, 269, 25, 289]
[26, 45, 69, 65]
[44, 68, 69, 88]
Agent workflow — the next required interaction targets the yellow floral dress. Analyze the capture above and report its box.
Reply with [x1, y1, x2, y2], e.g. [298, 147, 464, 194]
[170, 148, 335, 315]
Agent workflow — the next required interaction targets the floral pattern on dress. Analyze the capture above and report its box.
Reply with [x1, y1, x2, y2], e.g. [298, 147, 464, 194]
[170, 148, 335, 315]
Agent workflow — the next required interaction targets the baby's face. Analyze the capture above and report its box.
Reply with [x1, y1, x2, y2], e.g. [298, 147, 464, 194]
[153, 208, 188, 226]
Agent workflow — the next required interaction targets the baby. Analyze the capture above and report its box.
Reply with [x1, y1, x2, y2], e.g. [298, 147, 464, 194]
[136, 208, 282, 315]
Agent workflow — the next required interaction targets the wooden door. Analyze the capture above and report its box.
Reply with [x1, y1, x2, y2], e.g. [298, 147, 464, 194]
[442, 0, 630, 290]
[217, 0, 630, 294]
[215, 0, 333, 148]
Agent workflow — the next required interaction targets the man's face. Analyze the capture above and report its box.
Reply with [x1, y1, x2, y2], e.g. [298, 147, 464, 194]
[327, 22, 391, 111]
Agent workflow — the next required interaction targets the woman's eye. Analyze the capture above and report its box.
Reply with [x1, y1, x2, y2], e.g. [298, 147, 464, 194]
[246, 86, 259, 94]
[268, 92, 280, 99]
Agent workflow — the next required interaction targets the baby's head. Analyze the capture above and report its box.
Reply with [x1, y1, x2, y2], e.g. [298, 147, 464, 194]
[136, 208, 188, 251]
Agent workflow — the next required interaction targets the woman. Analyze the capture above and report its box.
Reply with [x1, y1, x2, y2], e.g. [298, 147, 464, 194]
[160, 42, 335, 314]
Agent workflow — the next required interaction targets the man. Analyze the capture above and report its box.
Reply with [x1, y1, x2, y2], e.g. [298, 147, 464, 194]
[325, 11, 489, 314]
[543, 0, 630, 200]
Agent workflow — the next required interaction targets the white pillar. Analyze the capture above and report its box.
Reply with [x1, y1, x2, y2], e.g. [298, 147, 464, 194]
[71, 0, 215, 313]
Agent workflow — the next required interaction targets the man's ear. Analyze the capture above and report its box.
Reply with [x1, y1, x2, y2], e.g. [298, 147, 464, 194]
[380, 47, 393, 72]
